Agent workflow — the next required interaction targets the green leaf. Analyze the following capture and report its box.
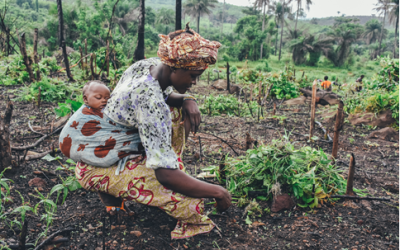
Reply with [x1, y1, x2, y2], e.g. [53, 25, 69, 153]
[66, 159, 76, 165]
[66, 99, 83, 112]
[245, 215, 252, 225]
[41, 154, 62, 162]
[50, 184, 65, 195]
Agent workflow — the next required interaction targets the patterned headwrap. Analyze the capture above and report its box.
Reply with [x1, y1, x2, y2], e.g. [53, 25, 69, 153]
[157, 23, 221, 71]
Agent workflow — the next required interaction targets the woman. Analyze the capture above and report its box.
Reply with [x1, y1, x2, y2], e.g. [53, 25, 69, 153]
[74, 25, 231, 239]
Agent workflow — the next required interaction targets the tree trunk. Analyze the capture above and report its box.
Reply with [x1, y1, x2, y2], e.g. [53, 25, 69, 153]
[134, 0, 145, 62]
[197, 10, 200, 33]
[0, 101, 13, 173]
[57, 0, 74, 81]
[393, 14, 398, 58]
[106, 40, 109, 77]
[19, 33, 35, 82]
[33, 28, 40, 81]
[79, 46, 83, 70]
[294, 0, 300, 35]
[275, 31, 278, 56]
[175, 0, 182, 30]
[278, 16, 284, 61]
[221, 0, 225, 40]
[260, 1, 266, 60]
[226, 62, 230, 93]
[378, 7, 386, 56]
[5, 27, 9, 56]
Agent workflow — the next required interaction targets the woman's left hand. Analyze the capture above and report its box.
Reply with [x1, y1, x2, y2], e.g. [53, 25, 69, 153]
[182, 100, 201, 134]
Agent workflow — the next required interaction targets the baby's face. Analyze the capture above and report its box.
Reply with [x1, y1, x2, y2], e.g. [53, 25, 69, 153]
[83, 83, 110, 110]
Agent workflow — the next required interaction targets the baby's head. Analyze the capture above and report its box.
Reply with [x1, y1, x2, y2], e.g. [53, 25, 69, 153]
[83, 80, 110, 110]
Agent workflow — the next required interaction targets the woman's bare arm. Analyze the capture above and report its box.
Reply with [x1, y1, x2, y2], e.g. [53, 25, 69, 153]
[155, 168, 232, 211]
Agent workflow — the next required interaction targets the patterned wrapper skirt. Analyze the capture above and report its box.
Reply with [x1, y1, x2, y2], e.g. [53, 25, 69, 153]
[75, 107, 215, 239]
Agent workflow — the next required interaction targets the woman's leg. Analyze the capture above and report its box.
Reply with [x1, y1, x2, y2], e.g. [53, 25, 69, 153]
[75, 108, 214, 238]
[76, 158, 215, 239]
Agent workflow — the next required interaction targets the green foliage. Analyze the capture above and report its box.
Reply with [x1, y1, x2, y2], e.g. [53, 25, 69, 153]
[199, 95, 258, 117]
[15, 76, 80, 103]
[268, 72, 299, 100]
[343, 56, 399, 126]
[221, 137, 347, 208]
[54, 98, 84, 117]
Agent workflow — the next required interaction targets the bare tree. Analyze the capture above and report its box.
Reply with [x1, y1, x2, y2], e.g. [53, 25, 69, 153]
[57, 0, 74, 81]
[254, 0, 270, 59]
[134, 0, 145, 62]
[375, 0, 389, 56]
[0, 101, 13, 173]
[176, 0, 182, 30]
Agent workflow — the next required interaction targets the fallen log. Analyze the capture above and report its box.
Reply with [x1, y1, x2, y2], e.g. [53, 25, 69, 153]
[329, 195, 391, 201]
[300, 88, 342, 106]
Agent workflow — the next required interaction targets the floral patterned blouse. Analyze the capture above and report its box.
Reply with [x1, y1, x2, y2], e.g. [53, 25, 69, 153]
[104, 58, 178, 170]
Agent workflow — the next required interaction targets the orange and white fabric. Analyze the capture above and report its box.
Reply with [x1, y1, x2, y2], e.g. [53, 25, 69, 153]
[157, 26, 221, 70]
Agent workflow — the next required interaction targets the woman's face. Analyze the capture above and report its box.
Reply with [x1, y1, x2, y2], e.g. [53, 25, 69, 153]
[170, 69, 204, 94]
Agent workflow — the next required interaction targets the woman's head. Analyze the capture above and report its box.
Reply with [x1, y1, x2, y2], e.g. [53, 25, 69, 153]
[157, 23, 221, 72]
[168, 67, 204, 94]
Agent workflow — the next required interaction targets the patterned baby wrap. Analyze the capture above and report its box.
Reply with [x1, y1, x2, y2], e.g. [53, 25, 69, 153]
[59, 105, 143, 174]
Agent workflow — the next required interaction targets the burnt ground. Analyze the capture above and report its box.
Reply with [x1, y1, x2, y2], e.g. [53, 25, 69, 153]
[0, 80, 399, 250]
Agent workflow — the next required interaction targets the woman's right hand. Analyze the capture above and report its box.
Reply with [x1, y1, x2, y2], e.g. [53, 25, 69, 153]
[214, 186, 232, 212]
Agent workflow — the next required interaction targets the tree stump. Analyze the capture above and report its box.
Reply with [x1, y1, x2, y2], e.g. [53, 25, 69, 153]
[0, 101, 13, 173]
[19, 33, 35, 82]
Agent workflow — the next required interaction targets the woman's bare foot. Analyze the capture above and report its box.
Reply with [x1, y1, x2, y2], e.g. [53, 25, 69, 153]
[98, 192, 134, 216]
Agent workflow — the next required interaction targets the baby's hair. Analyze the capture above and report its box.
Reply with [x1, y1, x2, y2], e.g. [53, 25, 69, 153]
[83, 80, 109, 95]
[324, 76, 328, 80]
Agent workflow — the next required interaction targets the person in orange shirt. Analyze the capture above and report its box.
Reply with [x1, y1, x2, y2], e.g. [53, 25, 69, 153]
[321, 76, 332, 91]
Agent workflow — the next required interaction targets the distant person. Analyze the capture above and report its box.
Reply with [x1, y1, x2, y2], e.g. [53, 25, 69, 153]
[355, 75, 364, 92]
[321, 76, 332, 91]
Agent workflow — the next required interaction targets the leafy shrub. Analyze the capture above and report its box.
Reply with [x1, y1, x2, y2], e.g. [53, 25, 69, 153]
[16, 76, 81, 103]
[199, 94, 258, 117]
[268, 72, 299, 100]
[212, 138, 350, 208]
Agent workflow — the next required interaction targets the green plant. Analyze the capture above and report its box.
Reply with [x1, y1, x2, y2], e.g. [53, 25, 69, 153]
[199, 94, 258, 117]
[31, 189, 58, 245]
[50, 176, 82, 205]
[209, 136, 350, 208]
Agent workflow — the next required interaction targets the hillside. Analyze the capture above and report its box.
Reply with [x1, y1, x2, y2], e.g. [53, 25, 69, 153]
[302, 15, 393, 28]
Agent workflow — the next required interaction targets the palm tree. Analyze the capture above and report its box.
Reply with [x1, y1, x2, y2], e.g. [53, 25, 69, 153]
[254, 0, 270, 59]
[387, 0, 399, 57]
[288, 30, 334, 65]
[183, 0, 218, 33]
[156, 8, 175, 34]
[134, 0, 145, 62]
[327, 23, 363, 66]
[375, 0, 389, 56]
[176, 0, 182, 30]
[270, 0, 292, 61]
[363, 19, 386, 44]
[294, 0, 312, 33]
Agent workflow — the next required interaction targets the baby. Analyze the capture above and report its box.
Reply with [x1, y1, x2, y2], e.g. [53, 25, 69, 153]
[82, 80, 110, 110]
[59, 81, 143, 175]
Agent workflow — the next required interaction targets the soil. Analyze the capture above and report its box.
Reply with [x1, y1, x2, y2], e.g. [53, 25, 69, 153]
[0, 80, 398, 250]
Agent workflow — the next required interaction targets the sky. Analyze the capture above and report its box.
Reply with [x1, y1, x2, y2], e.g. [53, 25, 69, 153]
[220, 0, 380, 19]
